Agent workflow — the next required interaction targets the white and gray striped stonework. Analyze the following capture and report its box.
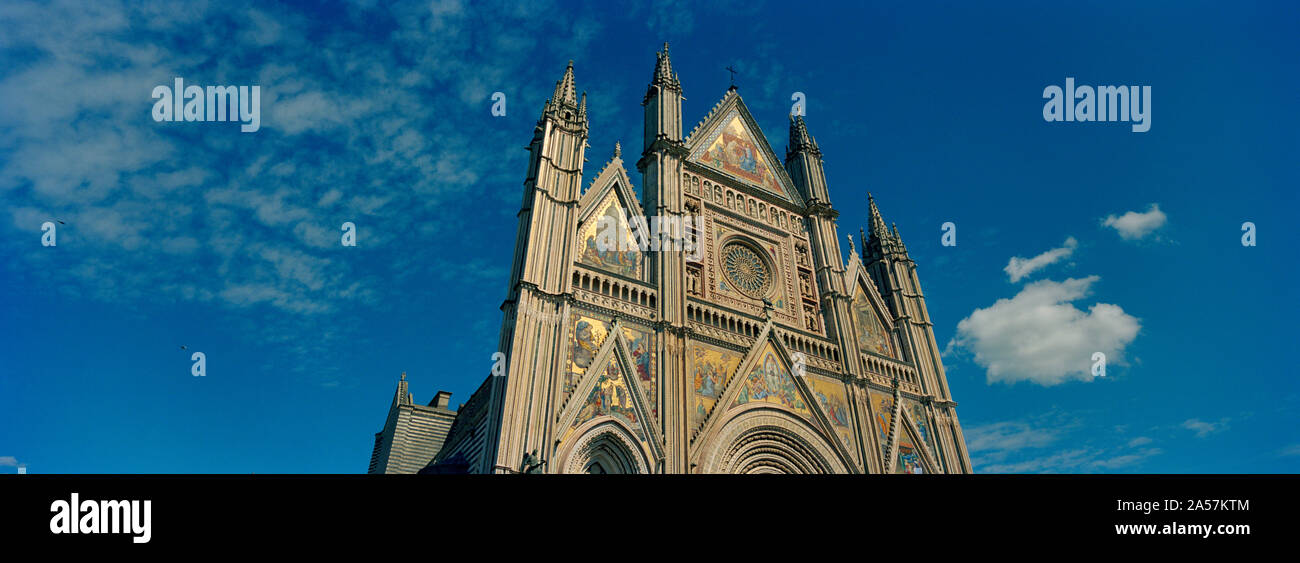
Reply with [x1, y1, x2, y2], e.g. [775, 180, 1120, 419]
[368, 377, 456, 474]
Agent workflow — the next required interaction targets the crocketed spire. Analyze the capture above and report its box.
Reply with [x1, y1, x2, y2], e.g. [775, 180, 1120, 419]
[650, 42, 681, 90]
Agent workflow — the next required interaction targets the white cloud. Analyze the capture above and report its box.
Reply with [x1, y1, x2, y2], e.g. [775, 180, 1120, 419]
[1102, 204, 1167, 240]
[0, 0, 607, 325]
[969, 412, 1165, 473]
[948, 276, 1140, 385]
[1182, 418, 1229, 438]
[965, 421, 1058, 453]
[0, 456, 17, 467]
[1005, 236, 1077, 282]
[1278, 444, 1300, 457]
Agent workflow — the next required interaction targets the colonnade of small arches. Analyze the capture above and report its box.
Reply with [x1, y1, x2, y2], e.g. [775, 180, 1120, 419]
[682, 172, 805, 235]
[861, 353, 919, 387]
[573, 270, 656, 309]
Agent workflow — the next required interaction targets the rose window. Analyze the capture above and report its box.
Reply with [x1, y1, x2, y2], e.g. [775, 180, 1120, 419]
[722, 242, 773, 298]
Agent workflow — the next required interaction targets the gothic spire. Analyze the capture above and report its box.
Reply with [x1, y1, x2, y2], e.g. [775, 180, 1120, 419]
[867, 192, 889, 241]
[551, 60, 578, 108]
[650, 42, 681, 91]
[788, 114, 820, 156]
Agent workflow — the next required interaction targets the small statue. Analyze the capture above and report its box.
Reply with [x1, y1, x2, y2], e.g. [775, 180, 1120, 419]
[521, 450, 545, 474]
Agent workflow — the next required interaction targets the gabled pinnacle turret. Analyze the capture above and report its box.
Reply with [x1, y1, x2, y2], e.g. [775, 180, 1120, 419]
[785, 115, 830, 204]
[543, 61, 586, 124]
[641, 42, 685, 152]
[553, 60, 577, 106]
[865, 193, 908, 259]
[648, 42, 682, 94]
[868, 193, 889, 240]
[787, 114, 821, 158]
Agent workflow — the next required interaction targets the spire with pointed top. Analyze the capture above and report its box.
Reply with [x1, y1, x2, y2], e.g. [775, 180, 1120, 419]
[552, 60, 577, 107]
[613, 141, 621, 159]
[651, 42, 681, 91]
[642, 42, 685, 147]
[393, 372, 412, 406]
[542, 60, 586, 127]
[788, 114, 820, 156]
[867, 192, 889, 241]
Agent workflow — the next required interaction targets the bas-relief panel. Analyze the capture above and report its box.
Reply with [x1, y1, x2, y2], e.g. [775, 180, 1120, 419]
[689, 341, 744, 431]
[577, 191, 642, 279]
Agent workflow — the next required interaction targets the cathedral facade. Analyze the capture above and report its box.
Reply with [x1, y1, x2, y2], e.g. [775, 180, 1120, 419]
[429, 45, 972, 474]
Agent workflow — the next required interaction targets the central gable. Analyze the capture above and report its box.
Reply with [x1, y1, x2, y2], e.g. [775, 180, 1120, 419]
[685, 94, 801, 204]
[730, 340, 812, 417]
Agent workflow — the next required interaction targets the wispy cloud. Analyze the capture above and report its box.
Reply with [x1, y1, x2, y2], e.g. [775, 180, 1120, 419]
[968, 412, 1162, 473]
[1004, 236, 1077, 283]
[1102, 204, 1167, 241]
[1181, 417, 1229, 438]
[965, 421, 1058, 453]
[0, 0, 602, 324]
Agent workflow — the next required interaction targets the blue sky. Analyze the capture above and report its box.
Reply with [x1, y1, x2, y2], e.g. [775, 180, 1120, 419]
[1, 0, 1296, 473]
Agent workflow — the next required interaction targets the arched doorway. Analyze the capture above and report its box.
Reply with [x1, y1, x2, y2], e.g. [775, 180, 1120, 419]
[695, 409, 850, 474]
[559, 420, 653, 474]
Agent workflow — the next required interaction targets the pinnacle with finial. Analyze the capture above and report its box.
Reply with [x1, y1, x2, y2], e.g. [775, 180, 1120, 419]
[867, 192, 890, 241]
[651, 42, 680, 90]
[788, 114, 819, 154]
[551, 60, 578, 107]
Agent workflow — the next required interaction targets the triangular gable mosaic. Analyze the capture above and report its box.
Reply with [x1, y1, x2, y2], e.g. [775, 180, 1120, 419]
[566, 359, 649, 445]
[868, 389, 895, 465]
[576, 190, 643, 279]
[689, 110, 785, 199]
[852, 283, 894, 359]
[893, 415, 933, 474]
[807, 374, 857, 456]
[902, 398, 940, 469]
[621, 325, 658, 420]
[564, 312, 611, 406]
[688, 340, 745, 434]
[730, 341, 812, 419]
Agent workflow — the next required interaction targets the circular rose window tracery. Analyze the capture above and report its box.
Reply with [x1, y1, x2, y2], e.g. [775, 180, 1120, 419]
[722, 241, 773, 299]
